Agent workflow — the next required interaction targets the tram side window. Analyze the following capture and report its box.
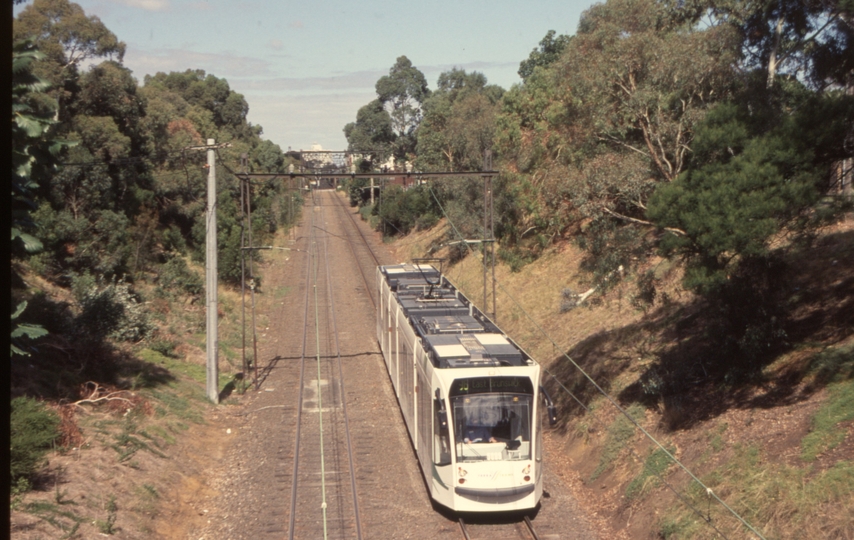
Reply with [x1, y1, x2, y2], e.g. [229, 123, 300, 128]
[433, 398, 451, 466]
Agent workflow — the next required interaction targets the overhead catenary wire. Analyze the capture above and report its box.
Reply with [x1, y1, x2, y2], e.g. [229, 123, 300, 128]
[426, 186, 767, 540]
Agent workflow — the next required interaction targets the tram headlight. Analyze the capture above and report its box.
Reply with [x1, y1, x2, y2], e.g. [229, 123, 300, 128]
[522, 465, 530, 475]
[457, 467, 467, 477]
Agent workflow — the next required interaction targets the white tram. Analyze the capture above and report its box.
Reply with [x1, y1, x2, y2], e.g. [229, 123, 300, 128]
[377, 262, 557, 513]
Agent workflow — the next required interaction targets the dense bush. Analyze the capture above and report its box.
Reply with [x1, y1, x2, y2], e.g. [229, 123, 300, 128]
[158, 256, 203, 297]
[74, 276, 152, 342]
[374, 185, 439, 236]
[10, 396, 60, 484]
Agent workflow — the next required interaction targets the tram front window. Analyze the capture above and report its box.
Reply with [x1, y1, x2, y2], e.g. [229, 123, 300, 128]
[452, 394, 532, 462]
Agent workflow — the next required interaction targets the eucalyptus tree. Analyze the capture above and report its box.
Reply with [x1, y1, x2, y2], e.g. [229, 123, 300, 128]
[496, 0, 739, 280]
[415, 68, 504, 171]
[343, 99, 396, 168]
[13, 0, 126, 117]
[518, 30, 572, 81]
[672, 0, 854, 89]
[375, 56, 430, 162]
[343, 56, 430, 167]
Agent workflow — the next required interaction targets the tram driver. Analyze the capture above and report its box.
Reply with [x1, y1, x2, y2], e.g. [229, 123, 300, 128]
[463, 425, 497, 444]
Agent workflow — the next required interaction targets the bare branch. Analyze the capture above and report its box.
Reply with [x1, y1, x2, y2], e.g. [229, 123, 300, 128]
[602, 206, 686, 236]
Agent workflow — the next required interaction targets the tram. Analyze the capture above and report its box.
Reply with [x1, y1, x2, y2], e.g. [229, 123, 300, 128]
[377, 261, 557, 513]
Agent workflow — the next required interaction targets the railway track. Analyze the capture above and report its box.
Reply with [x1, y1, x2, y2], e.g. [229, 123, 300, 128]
[201, 188, 589, 539]
[326, 189, 383, 308]
[286, 188, 362, 539]
[458, 515, 549, 540]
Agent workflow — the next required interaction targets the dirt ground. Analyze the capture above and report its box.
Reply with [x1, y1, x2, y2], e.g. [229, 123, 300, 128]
[11, 203, 852, 540]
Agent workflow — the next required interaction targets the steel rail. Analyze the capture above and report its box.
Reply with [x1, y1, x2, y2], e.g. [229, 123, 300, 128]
[328, 192, 381, 310]
[523, 516, 541, 540]
[319, 191, 364, 539]
[458, 518, 472, 540]
[457, 515, 541, 540]
[287, 193, 316, 540]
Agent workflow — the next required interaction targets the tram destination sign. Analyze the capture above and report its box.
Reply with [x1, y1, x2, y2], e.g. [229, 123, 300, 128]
[450, 376, 533, 396]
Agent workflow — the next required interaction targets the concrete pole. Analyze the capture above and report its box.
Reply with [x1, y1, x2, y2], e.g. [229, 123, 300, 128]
[206, 139, 219, 403]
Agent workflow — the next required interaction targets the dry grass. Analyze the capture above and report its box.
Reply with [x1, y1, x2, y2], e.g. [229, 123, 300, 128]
[390, 217, 854, 540]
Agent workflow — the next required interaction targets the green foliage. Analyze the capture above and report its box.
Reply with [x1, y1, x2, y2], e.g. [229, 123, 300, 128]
[375, 56, 430, 160]
[344, 99, 395, 166]
[157, 256, 203, 297]
[344, 56, 430, 165]
[13, 0, 126, 93]
[11, 301, 49, 357]
[491, 0, 740, 289]
[518, 30, 572, 81]
[591, 404, 645, 480]
[801, 349, 854, 461]
[625, 446, 675, 499]
[12, 40, 74, 256]
[74, 276, 152, 342]
[649, 92, 854, 296]
[10, 396, 60, 482]
[374, 185, 439, 236]
[415, 68, 503, 172]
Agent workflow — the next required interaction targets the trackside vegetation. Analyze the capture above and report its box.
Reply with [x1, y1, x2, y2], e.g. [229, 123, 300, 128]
[11, 0, 853, 537]
[11, 0, 302, 525]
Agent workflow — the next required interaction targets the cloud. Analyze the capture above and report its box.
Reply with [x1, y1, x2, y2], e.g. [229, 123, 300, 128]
[123, 48, 274, 78]
[113, 0, 171, 11]
[289, 20, 304, 29]
[268, 39, 283, 51]
[241, 70, 384, 92]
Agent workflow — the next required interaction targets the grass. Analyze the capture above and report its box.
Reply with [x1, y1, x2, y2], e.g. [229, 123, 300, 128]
[95, 495, 118, 535]
[709, 422, 728, 453]
[658, 443, 854, 539]
[801, 345, 854, 461]
[801, 379, 854, 461]
[625, 445, 676, 499]
[590, 404, 646, 481]
[19, 500, 87, 539]
[111, 423, 168, 462]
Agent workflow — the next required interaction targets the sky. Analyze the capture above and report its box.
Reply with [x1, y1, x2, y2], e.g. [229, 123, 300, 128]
[16, 0, 598, 152]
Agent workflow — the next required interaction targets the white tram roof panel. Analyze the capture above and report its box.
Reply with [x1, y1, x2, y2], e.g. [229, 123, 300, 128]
[384, 263, 436, 274]
[423, 332, 527, 368]
[416, 314, 483, 334]
[381, 264, 441, 281]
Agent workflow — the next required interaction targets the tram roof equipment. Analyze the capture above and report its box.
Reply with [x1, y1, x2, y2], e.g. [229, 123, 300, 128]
[381, 263, 532, 369]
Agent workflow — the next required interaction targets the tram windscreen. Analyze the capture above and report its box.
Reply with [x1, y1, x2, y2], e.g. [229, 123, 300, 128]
[450, 377, 533, 462]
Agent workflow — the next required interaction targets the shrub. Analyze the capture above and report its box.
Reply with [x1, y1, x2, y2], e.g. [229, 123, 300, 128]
[158, 256, 203, 297]
[75, 276, 153, 342]
[10, 396, 60, 483]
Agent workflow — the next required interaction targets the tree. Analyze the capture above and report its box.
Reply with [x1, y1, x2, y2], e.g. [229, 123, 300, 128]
[415, 68, 503, 171]
[495, 0, 738, 278]
[648, 91, 854, 293]
[12, 40, 67, 254]
[375, 56, 430, 161]
[343, 99, 396, 166]
[518, 30, 572, 81]
[14, 0, 126, 116]
[671, 0, 854, 89]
